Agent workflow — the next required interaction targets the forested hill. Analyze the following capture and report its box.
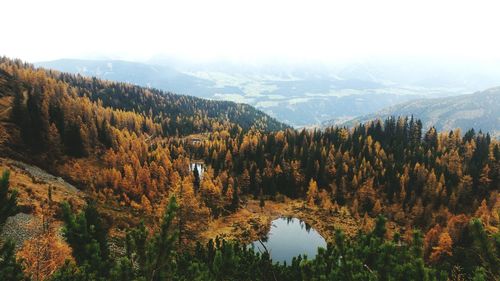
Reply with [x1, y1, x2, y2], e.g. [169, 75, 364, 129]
[0, 57, 287, 136]
[0, 56, 499, 280]
[332, 87, 500, 138]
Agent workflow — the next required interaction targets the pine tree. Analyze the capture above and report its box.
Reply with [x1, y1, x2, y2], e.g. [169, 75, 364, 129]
[0, 241, 27, 281]
[60, 201, 110, 278]
[0, 170, 25, 281]
[140, 196, 179, 281]
[472, 267, 487, 281]
[0, 170, 18, 226]
[230, 183, 240, 211]
[48, 261, 85, 281]
[259, 189, 265, 211]
[469, 219, 499, 278]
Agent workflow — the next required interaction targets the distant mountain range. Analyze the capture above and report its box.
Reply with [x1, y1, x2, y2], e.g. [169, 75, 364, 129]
[36, 59, 218, 98]
[38, 59, 479, 127]
[328, 87, 500, 137]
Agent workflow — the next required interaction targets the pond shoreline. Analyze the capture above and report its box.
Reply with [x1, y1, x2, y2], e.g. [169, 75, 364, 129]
[249, 217, 328, 264]
[200, 198, 361, 245]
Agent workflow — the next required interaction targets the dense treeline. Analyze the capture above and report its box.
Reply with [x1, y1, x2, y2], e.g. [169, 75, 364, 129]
[35, 198, 500, 280]
[1, 57, 286, 145]
[1, 175, 495, 280]
[0, 57, 499, 280]
[195, 118, 499, 225]
[63, 198, 436, 281]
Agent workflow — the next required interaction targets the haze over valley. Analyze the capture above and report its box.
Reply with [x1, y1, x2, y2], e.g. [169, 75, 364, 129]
[37, 57, 500, 128]
[0, 1, 499, 280]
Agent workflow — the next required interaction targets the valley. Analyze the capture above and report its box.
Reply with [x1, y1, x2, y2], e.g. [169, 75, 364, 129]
[37, 59, 482, 128]
[0, 57, 498, 280]
[2, 0, 500, 279]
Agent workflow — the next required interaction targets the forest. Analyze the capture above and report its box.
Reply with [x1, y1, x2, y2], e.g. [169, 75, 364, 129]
[0, 57, 498, 280]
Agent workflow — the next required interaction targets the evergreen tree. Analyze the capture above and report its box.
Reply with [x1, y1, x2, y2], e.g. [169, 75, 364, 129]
[48, 261, 85, 281]
[60, 201, 110, 279]
[120, 196, 179, 281]
[469, 219, 499, 279]
[0, 170, 25, 281]
[230, 183, 240, 211]
[0, 241, 27, 281]
[259, 189, 265, 211]
[0, 170, 18, 226]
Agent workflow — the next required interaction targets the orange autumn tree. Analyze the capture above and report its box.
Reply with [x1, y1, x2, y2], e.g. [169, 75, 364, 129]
[318, 189, 333, 210]
[200, 168, 224, 217]
[429, 232, 453, 264]
[17, 226, 72, 281]
[173, 176, 210, 244]
[306, 179, 319, 207]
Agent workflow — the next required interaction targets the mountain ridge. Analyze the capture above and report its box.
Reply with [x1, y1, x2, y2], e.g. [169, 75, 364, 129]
[37, 58, 446, 127]
[327, 86, 500, 137]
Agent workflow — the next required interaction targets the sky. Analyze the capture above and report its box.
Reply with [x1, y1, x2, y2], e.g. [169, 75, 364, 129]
[2, 0, 500, 63]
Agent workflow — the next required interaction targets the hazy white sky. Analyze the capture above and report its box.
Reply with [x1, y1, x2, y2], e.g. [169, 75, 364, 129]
[2, 0, 500, 63]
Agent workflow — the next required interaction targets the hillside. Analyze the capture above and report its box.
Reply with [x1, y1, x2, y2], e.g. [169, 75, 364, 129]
[331, 87, 500, 137]
[11, 58, 287, 135]
[37, 59, 432, 127]
[0, 157, 85, 246]
[38, 58, 500, 128]
[36, 59, 218, 98]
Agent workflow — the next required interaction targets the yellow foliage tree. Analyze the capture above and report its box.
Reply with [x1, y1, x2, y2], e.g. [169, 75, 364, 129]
[372, 199, 382, 216]
[319, 189, 333, 210]
[429, 232, 453, 263]
[18, 228, 72, 281]
[306, 179, 319, 207]
[176, 177, 210, 244]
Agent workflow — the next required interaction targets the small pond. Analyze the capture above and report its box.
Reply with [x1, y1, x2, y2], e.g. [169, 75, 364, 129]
[249, 217, 327, 264]
[189, 162, 205, 178]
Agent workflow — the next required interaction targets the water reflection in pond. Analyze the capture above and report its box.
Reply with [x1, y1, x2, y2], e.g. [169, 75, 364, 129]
[250, 217, 327, 264]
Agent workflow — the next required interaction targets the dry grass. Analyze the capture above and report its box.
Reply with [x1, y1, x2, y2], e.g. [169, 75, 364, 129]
[201, 198, 364, 244]
[0, 157, 85, 263]
[0, 157, 86, 215]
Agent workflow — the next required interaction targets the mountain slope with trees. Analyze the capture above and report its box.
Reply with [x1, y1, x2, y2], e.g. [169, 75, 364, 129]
[0, 57, 498, 280]
[331, 87, 500, 138]
[36, 59, 219, 98]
